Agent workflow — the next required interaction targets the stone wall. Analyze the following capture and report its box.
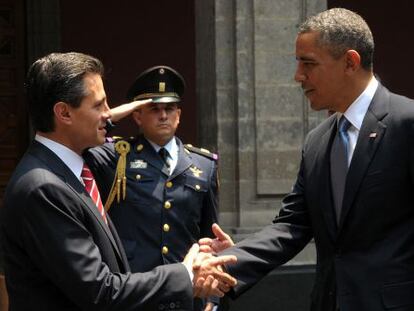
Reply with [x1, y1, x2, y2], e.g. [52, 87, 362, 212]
[195, 0, 327, 265]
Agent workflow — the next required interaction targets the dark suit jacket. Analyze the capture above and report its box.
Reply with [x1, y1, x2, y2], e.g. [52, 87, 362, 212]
[1, 141, 193, 311]
[221, 84, 414, 311]
[85, 136, 218, 273]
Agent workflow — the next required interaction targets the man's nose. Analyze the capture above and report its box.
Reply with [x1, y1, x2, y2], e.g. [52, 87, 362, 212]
[159, 108, 167, 119]
[294, 65, 305, 83]
[103, 102, 112, 119]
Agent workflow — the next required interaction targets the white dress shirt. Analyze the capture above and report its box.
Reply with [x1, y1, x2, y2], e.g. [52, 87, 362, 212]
[148, 137, 179, 174]
[339, 76, 379, 165]
[35, 134, 84, 181]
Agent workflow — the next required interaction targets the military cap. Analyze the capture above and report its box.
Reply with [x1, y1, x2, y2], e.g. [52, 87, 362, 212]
[126, 65, 186, 104]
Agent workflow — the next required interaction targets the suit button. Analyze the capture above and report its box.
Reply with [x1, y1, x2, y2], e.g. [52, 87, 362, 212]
[164, 201, 171, 209]
[163, 224, 170, 232]
[166, 181, 173, 188]
[195, 184, 201, 191]
[162, 246, 169, 254]
[135, 174, 141, 180]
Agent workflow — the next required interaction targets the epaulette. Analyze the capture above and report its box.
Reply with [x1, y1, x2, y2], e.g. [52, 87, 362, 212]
[184, 144, 218, 161]
[104, 139, 131, 211]
[112, 135, 137, 143]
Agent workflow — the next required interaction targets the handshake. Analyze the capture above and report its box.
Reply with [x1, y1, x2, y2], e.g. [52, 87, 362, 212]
[182, 224, 235, 299]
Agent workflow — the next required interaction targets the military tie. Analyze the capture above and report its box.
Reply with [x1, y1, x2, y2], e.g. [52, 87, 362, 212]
[81, 163, 108, 225]
[330, 116, 351, 224]
[158, 147, 171, 171]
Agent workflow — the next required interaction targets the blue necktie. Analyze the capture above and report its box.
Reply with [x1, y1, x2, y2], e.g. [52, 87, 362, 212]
[330, 116, 351, 224]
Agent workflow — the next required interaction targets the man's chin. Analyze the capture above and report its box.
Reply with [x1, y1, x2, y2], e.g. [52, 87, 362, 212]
[309, 101, 326, 112]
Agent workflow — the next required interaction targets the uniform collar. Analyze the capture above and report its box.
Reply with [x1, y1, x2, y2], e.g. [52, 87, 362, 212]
[147, 137, 178, 162]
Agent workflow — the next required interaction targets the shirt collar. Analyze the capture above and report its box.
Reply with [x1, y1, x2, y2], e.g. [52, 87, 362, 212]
[35, 134, 84, 180]
[148, 137, 178, 160]
[342, 76, 379, 131]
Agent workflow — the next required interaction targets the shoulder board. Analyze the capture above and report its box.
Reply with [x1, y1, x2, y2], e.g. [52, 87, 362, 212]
[111, 136, 123, 141]
[184, 144, 218, 161]
[112, 136, 137, 143]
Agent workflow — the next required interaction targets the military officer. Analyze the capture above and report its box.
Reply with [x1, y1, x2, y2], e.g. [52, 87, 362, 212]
[84, 65, 219, 310]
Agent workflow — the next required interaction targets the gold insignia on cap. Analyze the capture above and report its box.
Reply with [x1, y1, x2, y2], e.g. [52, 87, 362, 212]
[159, 82, 165, 92]
[159, 68, 165, 74]
[136, 144, 144, 152]
[190, 166, 203, 177]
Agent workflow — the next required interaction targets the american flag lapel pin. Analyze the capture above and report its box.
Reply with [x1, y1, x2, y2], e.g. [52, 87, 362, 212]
[369, 132, 377, 138]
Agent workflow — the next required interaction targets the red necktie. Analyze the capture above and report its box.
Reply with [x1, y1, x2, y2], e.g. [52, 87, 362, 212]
[81, 163, 108, 225]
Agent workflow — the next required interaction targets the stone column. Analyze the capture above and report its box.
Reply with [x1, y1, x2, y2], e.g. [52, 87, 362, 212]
[195, 0, 326, 264]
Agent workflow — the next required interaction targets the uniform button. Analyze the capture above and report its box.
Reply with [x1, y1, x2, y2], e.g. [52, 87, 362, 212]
[136, 144, 144, 151]
[166, 181, 173, 188]
[164, 201, 171, 209]
[162, 246, 169, 254]
[163, 224, 170, 232]
[135, 174, 141, 180]
[195, 184, 201, 191]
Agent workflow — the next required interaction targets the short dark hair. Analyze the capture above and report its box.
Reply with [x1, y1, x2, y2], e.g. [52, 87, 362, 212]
[298, 8, 374, 70]
[26, 52, 104, 132]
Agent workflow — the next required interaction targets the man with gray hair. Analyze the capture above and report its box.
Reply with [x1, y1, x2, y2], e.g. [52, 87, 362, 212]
[199, 8, 414, 310]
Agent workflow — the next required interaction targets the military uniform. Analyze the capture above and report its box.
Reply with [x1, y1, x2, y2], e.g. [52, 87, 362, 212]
[85, 65, 221, 310]
[85, 135, 218, 272]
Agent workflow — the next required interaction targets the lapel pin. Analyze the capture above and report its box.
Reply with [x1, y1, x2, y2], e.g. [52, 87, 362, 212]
[369, 132, 377, 138]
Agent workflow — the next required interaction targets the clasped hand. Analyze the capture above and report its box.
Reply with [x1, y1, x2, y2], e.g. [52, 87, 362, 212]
[183, 242, 236, 298]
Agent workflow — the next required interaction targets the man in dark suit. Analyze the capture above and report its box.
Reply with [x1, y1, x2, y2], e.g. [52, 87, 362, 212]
[1, 52, 236, 311]
[85, 66, 220, 310]
[199, 8, 414, 311]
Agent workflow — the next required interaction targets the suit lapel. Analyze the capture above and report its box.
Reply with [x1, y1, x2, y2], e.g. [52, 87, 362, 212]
[338, 85, 388, 230]
[313, 118, 338, 241]
[29, 141, 125, 264]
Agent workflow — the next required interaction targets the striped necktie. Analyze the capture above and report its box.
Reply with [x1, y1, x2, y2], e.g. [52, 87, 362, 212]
[158, 148, 171, 170]
[81, 163, 108, 225]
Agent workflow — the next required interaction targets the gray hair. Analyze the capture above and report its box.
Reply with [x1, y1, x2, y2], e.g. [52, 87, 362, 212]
[299, 8, 374, 70]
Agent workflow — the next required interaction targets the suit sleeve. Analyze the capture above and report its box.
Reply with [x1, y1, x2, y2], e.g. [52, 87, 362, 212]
[220, 147, 313, 298]
[21, 181, 193, 310]
[200, 159, 219, 238]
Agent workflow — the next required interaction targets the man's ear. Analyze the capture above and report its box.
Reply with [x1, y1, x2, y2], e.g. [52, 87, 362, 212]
[344, 50, 361, 73]
[132, 110, 142, 126]
[176, 108, 181, 125]
[53, 102, 72, 125]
